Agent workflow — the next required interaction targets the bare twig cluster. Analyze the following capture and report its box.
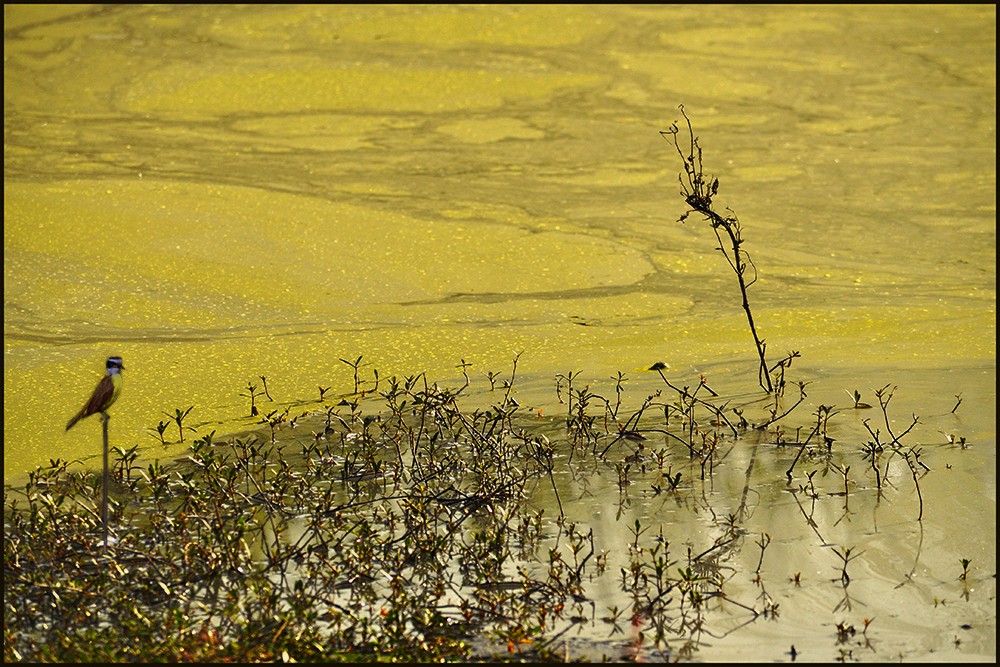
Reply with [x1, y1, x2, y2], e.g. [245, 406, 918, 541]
[661, 106, 774, 392]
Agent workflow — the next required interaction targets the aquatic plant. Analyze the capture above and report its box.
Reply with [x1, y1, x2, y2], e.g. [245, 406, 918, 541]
[6, 346, 955, 661]
[661, 105, 776, 392]
[164, 405, 196, 443]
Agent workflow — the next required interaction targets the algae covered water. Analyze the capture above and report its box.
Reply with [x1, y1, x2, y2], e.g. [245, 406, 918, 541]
[4, 5, 994, 661]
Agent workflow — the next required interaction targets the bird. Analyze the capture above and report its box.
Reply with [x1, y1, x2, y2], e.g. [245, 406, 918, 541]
[66, 356, 124, 430]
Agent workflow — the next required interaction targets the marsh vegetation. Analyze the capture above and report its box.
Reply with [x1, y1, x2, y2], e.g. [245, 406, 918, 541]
[4, 110, 982, 662]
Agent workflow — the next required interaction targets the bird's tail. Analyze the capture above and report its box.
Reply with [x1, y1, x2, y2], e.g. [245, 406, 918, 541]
[66, 411, 85, 431]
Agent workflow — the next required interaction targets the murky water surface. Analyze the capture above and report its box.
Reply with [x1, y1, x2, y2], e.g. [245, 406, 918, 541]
[4, 4, 995, 662]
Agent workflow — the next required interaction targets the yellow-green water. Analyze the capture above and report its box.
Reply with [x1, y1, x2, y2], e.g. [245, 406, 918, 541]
[4, 4, 995, 661]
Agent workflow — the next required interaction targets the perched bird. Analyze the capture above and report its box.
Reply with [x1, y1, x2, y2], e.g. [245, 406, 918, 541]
[66, 356, 124, 430]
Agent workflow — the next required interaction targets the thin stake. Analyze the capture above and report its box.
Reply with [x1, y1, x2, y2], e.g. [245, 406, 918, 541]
[102, 412, 110, 551]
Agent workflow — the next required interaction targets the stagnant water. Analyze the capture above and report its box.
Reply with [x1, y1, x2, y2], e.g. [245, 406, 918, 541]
[4, 5, 994, 661]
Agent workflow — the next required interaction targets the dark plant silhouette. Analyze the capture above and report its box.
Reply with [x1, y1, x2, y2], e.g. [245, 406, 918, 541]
[661, 105, 773, 392]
